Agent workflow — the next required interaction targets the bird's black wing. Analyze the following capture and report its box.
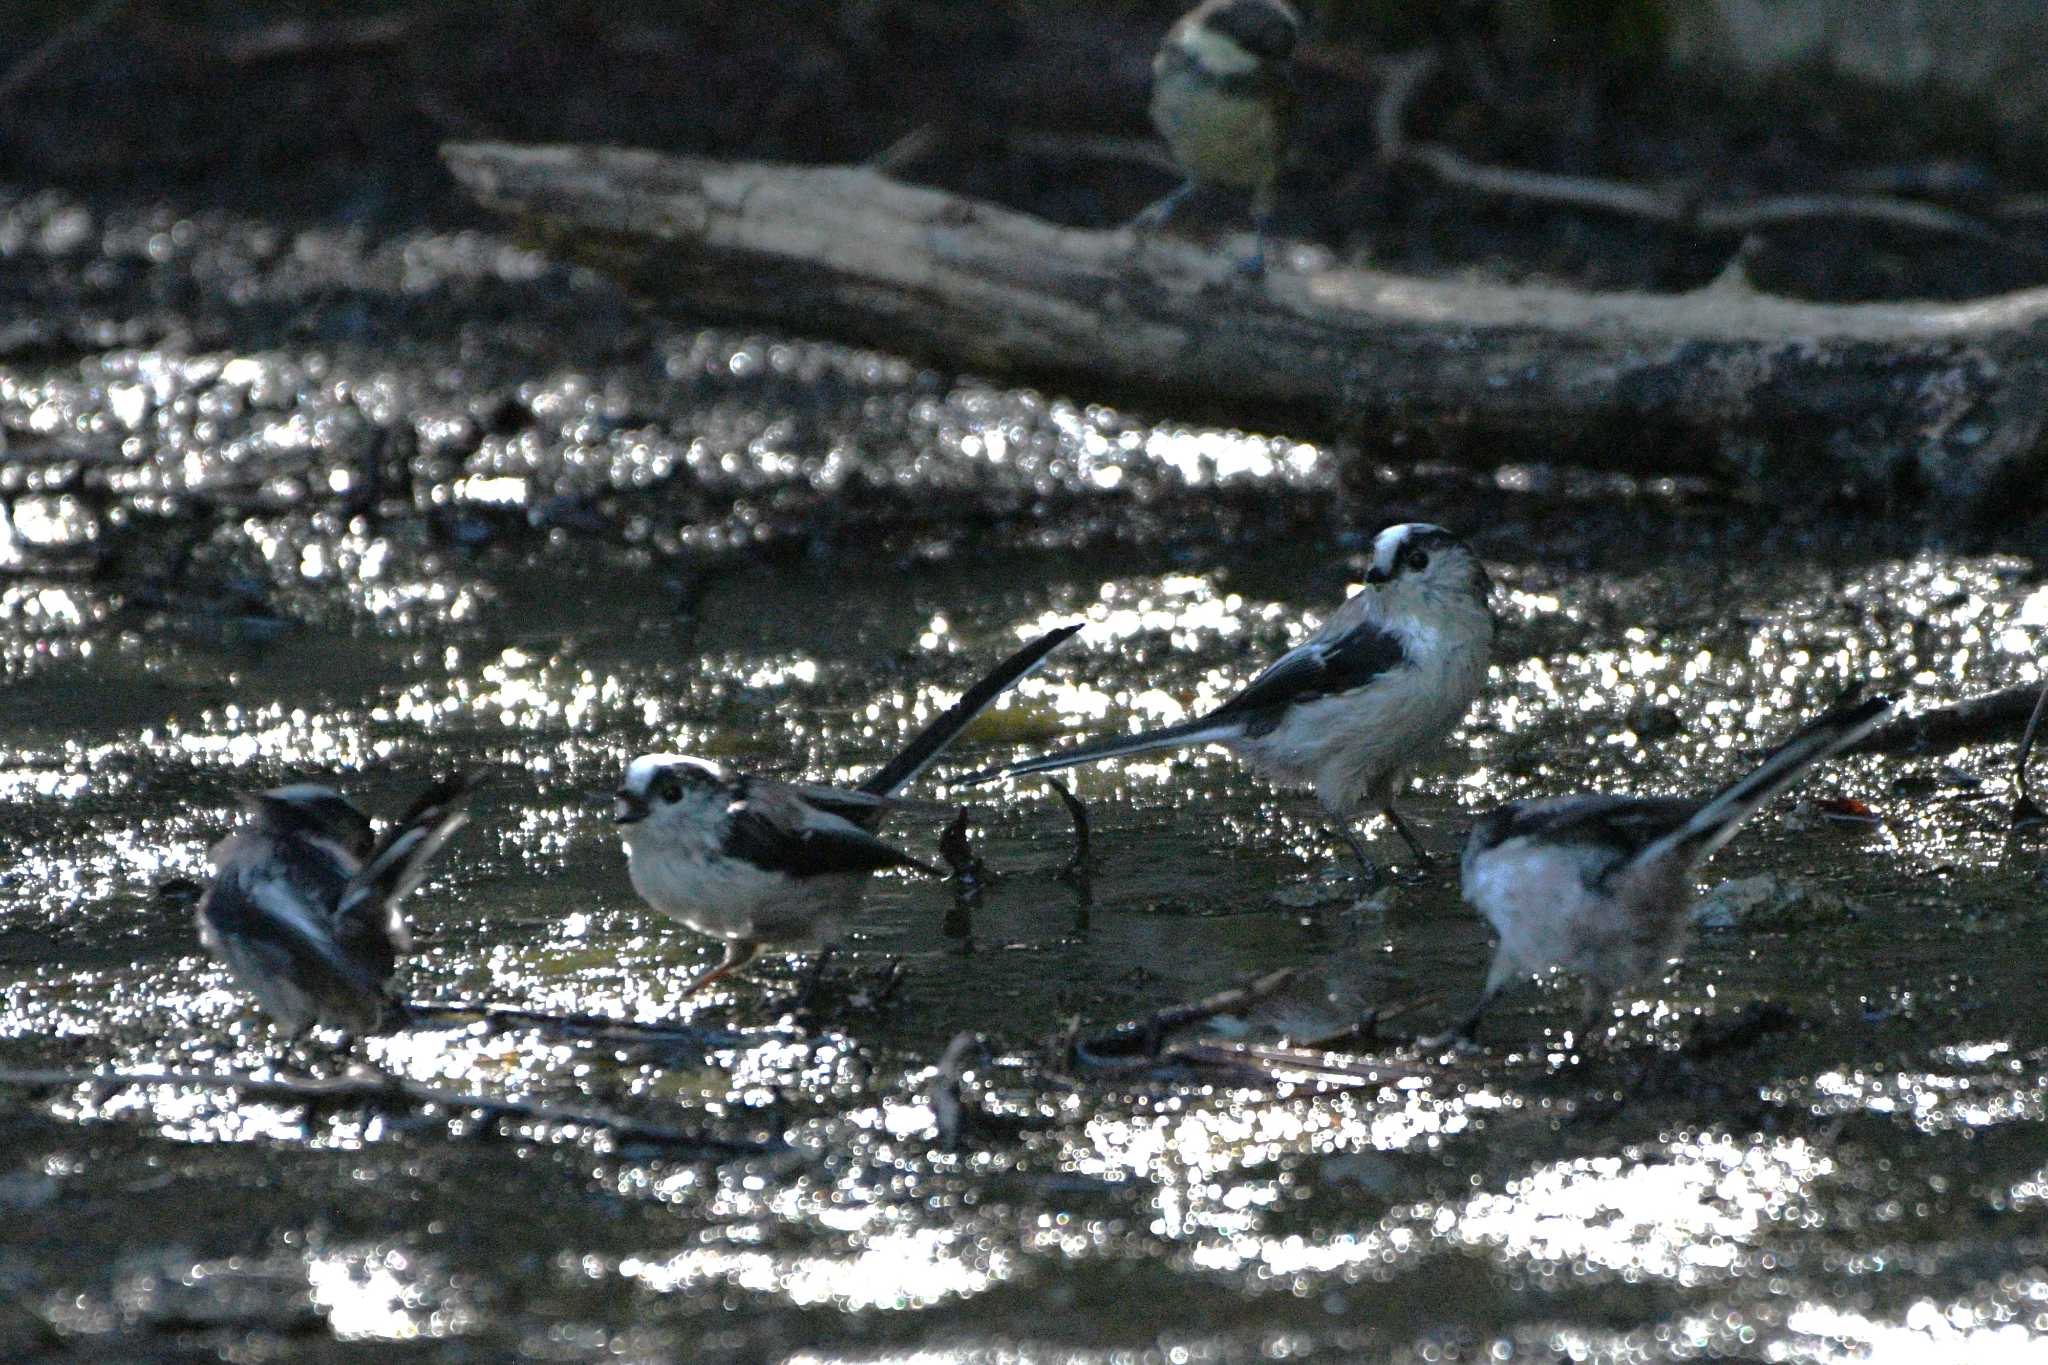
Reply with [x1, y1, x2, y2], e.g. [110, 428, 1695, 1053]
[727, 803, 937, 880]
[201, 864, 386, 998]
[334, 772, 480, 974]
[1473, 794, 1701, 866]
[1209, 620, 1409, 736]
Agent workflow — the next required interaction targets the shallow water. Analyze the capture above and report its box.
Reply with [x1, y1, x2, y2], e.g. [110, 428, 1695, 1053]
[1, 188, 2046, 1362]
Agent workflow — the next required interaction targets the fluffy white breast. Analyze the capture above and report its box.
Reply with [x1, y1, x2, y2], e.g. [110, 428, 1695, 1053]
[1461, 837, 1604, 979]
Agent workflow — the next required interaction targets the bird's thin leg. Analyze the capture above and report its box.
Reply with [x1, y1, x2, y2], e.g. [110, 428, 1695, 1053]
[1237, 184, 1276, 278]
[1420, 950, 1515, 1051]
[1421, 988, 1496, 1052]
[792, 946, 838, 1011]
[1336, 825, 1380, 883]
[1131, 179, 1197, 233]
[682, 941, 763, 998]
[1576, 984, 1614, 1051]
[1382, 804, 1435, 870]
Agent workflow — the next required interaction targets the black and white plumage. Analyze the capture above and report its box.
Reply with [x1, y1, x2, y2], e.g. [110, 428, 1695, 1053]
[614, 624, 1082, 997]
[1135, 0, 1302, 276]
[195, 775, 478, 1038]
[957, 524, 1495, 877]
[1441, 690, 1892, 1047]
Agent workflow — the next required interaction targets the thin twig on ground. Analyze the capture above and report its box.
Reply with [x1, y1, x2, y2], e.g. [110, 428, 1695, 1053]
[2014, 684, 2048, 828]
[403, 1000, 755, 1048]
[1289, 993, 1440, 1052]
[0, 1067, 773, 1155]
[221, 13, 424, 66]
[1071, 968, 1297, 1064]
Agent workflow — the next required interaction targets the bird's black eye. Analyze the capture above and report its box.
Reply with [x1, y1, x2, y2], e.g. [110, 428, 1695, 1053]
[657, 775, 683, 803]
[1406, 550, 1430, 573]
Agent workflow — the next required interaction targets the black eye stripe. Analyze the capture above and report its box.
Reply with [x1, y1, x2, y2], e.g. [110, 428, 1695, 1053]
[650, 764, 723, 801]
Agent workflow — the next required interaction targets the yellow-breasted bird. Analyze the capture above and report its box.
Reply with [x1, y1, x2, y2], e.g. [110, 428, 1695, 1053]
[1135, 0, 1301, 277]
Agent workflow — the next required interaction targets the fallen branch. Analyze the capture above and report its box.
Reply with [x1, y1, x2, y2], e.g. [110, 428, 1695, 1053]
[0, 1067, 773, 1155]
[222, 13, 425, 66]
[1071, 968, 1297, 1064]
[1374, 52, 2048, 261]
[1164, 1040, 1437, 1086]
[445, 141, 2048, 511]
[1848, 684, 2047, 757]
[402, 999, 757, 1049]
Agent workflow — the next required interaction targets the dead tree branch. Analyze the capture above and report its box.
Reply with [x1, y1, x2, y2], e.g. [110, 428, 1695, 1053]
[403, 999, 758, 1050]
[2015, 685, 2048, 827]
[444, 140, 2048, 512]
[1071, 968, 1297, 1064]
[1373, 52, 2048, 261]
[1849, 684, 2048, 757]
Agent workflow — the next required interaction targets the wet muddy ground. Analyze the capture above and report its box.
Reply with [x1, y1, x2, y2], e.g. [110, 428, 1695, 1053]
[0, 183, 2045, 1362]
[4, 4, 2048, 1358]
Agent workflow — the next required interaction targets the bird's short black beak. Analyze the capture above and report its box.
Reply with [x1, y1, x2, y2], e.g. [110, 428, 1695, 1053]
[613, 791, 649, 825]
[1364, 565, 1392, 585]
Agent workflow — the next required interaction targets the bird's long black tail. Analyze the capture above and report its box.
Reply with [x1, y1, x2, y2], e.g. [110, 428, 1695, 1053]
[859, 623, 1083, 797]
[950, 716, 1244, 786]
[1640, 689, 1891, 869]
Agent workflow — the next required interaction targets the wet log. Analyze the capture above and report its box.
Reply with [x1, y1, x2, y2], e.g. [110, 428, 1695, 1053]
[443, 141, 2048, 513]
[1850, 683, 2045, 757]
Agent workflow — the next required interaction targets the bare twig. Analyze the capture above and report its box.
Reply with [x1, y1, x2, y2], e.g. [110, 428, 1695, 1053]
[1072, 968, 1297, 1064]
[1848, 685, 2048, 757]
[0, 0, 129, 105]
[2014, 684, 2048, 828]
[1373, 49, 2048, 261]
[0, 1067, 773, 1155]
[1163, 1040, 1436, 1085]
[1289, 993, 1440, 1052]
[1046, 777, 1092, 880]
[869, 124, 942, 175]
[869, 125, 1170, 180]
[1001, 131, 1174, 174]
[222, 14, 425, 66]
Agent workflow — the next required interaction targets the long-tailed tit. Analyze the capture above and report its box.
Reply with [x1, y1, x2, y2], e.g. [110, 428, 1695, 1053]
[1134, 0, 1301, 276]
[1439, 690, 1892, 1047]
[957, 524, 1494, 878]
[196, 775, 478, 1038]
[614, 624, 1081, 997]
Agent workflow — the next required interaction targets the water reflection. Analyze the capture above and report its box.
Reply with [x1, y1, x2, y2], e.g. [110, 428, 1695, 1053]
[1, 186, 2046, 1357]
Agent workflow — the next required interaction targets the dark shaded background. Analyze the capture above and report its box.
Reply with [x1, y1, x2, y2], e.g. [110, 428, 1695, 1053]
[7, 0, 2048, 302]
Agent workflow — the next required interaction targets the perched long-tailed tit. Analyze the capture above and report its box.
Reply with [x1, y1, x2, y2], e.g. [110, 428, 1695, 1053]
[196, 775, 477, 1038]
[1438, 690, 1892, 1047]
[615, 624, 1082, 997]
[1135, 0, 1301, 276]
[957, 524, 1494, 878]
